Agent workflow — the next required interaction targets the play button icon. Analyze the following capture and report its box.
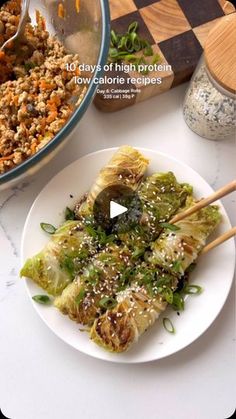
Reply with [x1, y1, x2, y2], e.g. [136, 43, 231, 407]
[110, 201, 128, 219]
[93, 184, 142, 232]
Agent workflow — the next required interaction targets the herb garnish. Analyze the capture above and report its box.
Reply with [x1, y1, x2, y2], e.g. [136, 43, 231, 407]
[132, 247, 145, 260]
[85, 225, 116, 245]
[75, 289, 86, 306]
[108, 21, 160, 74]
[183, 285, 203, 295]
[162, 287, 174, 304]
[24, 62, 37, 71]
[159, 222, 180, 231]
[32, 295, 51, 305]
[65, 207, 75, 221]
[171, 292, 185, 311]
[118, 267, 135, 291]
[99, 296, 117, 310]
[172, 260, 182, 273]
[163, 318, 175, 334]
[40, 222, 57, 234]
[185, 263, 197, 274]
[86, 266, 101, 286]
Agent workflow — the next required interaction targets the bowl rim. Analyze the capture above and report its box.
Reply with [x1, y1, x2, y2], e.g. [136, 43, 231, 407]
[0, 0, 111, 185]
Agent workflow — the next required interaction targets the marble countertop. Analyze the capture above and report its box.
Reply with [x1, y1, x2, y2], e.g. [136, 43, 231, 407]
[0, 84, 235, 419]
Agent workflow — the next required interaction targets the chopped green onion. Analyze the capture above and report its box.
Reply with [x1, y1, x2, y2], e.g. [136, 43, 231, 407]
[152, 54, 161, 65]
[108, 22, 160, 74]
[75, 289, 86, 306]
[65, 207, 75, 221]
[32, 295, 51, 305]
[135, 57, 149, 74]
[171, 292, 185, 311]
[132, 247, 145, 259]
[129, 32, 136, 43]
[85, 225, 115, 245]
[99, 232, 116, 245]
[128, 21, 138, 33]
[99, 296, 117, 310]
[86, 225, 99, 238]
[140, 67, 149, 76]
[123, 54, 138, 61]
[24, 62, 36, 71]
[118, 267, 135, 290]
[118, 35, 126, 50]
[130, 32, 141, 51]
[140, 39, 148, 49]
[40, 222, 56, 235]
[143, 44, 153, 56]
[163, 288, 174, 304]
[172, 260, 182, 273]
[146, 283, 154, 297]
[98, 254, 117, 263]
[109, 47, 119, 58]
[159, 222, 180, 231]
[79, 328, 90, 333]
[85, 225, 97, 238]
[124, 36, 133, 52]
[111, 30, 118, 46]
[186, 263, 197, 274]
[163, 317, 175, 334]
[183, 285, 203, 295]
[86, 266, 100, 286]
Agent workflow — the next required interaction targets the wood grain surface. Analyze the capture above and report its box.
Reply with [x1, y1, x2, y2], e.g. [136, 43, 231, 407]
[205, 13, 236, 92]
[94, 0, 236, 112]
[140, 0, 191, 43]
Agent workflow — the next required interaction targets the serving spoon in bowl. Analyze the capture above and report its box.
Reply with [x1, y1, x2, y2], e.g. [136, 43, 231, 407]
[0, 0, 30, 52]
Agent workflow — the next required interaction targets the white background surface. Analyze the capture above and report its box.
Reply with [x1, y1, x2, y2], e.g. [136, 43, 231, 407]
[0, 84, 235, 419]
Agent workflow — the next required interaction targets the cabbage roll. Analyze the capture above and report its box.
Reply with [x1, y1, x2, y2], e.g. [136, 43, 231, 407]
[118, 172, 192, 248]
[77, 145, 149, 218]
[20, 220, 100, 296]
[54, 244, 133, 325]
[91, 286, 166, 353]
[21, 147, 148, 296]
[90, 266, 178, 353]
[148, 203, 221, 276]
[55, 173, 192, 324]
[90, 204, 221, 352]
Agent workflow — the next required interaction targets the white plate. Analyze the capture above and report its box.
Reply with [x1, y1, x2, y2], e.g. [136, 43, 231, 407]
[21, 148, 235, 363]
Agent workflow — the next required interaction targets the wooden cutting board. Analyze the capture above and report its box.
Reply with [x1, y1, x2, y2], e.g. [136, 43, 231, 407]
[94, 0, 236, 112]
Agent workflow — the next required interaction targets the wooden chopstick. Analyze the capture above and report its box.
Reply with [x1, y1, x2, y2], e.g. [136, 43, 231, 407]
[201, 227, 236, 255]
[170, 180, 236, 224]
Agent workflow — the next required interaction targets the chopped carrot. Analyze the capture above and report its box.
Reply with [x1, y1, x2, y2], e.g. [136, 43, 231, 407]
[35, 10, 40, 25]
[0, 154, 14, 162]
[13, 95, 19, 106]
[6, 92, 13, 105]
[75, 67, 81, 76]
[40, 118, 46, 135]
[30, 142, 37, 153]
[0, 51, 6, 61]
[58, 3, 66, 19]
[62, 70, 68, 79]
[21, 105, 27, 114]
[47, 95, 61, 108]
[35, 10, 46, 30]
[75, 0, 80, 13]
[39, 80, 56, 90]
[20, 122, 27, 131]
[41, 17, 46, 31]
[33, 80, 39, 88]
[41, 117, 46, 127]
[47, 111, 58, 123]
[5, 40, 14, 49]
